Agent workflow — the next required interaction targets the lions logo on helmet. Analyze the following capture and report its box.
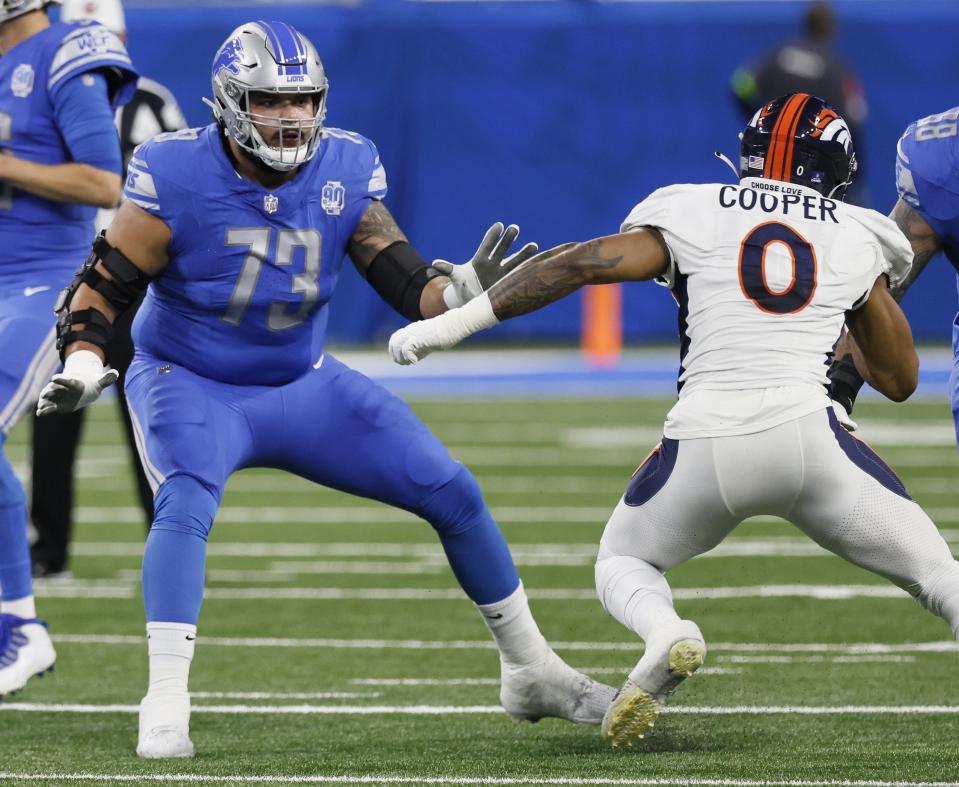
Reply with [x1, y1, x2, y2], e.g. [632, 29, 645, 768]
[0, 0, 62, 24]
[204, 21, 328, 173]
[739, 93, 857, 200]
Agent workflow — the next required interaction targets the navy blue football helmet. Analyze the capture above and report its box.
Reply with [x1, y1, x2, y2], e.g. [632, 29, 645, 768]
[740, 93, 857, 200]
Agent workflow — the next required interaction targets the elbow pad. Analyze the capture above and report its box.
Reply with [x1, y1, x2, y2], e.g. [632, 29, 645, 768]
[55, 232, 152, 360]
[365, 241, 444, 321]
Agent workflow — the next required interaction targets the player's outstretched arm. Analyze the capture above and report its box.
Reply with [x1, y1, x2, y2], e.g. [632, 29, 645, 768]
[844, 275, 919, 403]
[348, 202, 537, 320]
[388, 228, 669, 365]
[828, 199, 942, 417]
[486, 229, 668, 320]
[36, 201, 171, 416]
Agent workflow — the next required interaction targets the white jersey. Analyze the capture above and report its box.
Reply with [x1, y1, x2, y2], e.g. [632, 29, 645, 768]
[621, 177, 913, 439]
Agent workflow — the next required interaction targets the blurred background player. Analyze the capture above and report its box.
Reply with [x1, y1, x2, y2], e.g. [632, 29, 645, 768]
[829, 107, 959, 445]
[28, 0, 186, 579]
[38, 21, 615, 758]
[0, 0, 137, 695]
[730, 1, 870, 205]
[390, 94, 959, 748]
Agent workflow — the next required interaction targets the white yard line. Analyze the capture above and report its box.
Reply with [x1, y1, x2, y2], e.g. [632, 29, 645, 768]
[3, 775, 959, 787]
[73, 506, 618, 524]
[563, 423, 958, 449]
[190, 692, 380, 699]
[71, 472, 956, 496]
[713, 654, 916, 664]
[32, 583, 914, 601]
[69, 535, 959, 564]
[350, 678, 500, 686]
[4, 703, 959, 719]
[69, 505, 959, 526]
[50, 634, 959, 654]
[348, 669, 740, 685]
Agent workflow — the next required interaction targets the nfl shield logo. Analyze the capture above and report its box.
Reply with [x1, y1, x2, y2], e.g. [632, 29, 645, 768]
[321, 181, 346, 216]
[11, 64, 34, 98]
[263, 194, 279, 214]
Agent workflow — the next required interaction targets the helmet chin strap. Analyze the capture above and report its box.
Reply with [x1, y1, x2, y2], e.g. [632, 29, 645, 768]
[713, 151, 740, 179]
[827, 180, 852, 200]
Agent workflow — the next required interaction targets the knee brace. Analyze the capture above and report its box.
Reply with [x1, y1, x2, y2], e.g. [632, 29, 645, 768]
[151, 474, 219, 541]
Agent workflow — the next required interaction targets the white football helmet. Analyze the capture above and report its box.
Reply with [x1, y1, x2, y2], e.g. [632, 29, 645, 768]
[204, 21, 328, 172]
[0, 0, 60, 25]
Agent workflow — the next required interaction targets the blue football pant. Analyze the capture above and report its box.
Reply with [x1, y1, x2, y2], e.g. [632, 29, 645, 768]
[0, 285, 60, 601]
[124, 352, 520, 624]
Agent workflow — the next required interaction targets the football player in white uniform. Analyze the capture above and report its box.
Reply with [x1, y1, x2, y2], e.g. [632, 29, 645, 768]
[388, 93, 959, 748]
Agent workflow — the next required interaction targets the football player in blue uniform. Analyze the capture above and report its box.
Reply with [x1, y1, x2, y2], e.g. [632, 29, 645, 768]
[38, 21, 615, 758]
[829, 108, 959, 444]
[0, 0, 136, 696]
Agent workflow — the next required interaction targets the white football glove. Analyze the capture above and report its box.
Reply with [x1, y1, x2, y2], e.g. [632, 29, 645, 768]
[390, 293, 499, 365]
[435, 222, 538, 309]
[831, 399, 858, 432]
[36, 350, 118, 416]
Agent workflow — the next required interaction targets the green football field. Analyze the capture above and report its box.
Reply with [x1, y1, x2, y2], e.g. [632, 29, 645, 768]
[1, 390, 958, 786]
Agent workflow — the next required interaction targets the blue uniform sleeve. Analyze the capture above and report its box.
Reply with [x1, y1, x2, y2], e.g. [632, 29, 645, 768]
[52, 72, 122, 174]
[323, 128, 387, 201]
[48, 22, 138, 109]
[365, 139, 387, 201]
[895, 109, 959, 241]
[123, 138, 179, 230]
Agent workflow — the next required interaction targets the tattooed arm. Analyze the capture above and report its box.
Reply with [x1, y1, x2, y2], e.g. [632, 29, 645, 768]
[829, 198, 943, 418]
[388, 228, 670, 365]
[347, 200, 451, 318]
[348, 202, 539, 319]
[348, 200, 410, 269]
[887, 199, 943, 302]
[488, 228, 670, 320]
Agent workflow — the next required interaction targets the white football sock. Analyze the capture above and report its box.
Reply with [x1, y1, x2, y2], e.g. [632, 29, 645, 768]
[2, 595, 37, 619]
[476, 582, 549, 667]
[917, 561, 959, 640]
[595, 552, 681, 642]
[145, 622, 196, 697]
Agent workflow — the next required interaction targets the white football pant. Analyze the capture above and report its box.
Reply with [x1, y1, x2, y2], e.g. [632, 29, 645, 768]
[596, 407, 959, 642]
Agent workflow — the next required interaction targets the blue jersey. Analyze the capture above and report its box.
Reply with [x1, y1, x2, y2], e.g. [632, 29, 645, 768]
[124, 124, 388, 386]
[0, 21, 137, 284]
[895, 107, 959, 275]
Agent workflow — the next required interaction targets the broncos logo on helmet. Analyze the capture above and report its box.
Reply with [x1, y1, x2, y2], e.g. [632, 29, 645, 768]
[740, 93, 857, 200]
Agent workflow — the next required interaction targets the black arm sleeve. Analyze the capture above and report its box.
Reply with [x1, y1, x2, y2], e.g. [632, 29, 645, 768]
[365, 241, 444, 321]
[827, 352, 866, 415]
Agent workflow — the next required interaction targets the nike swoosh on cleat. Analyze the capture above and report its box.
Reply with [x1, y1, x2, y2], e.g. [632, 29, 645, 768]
[185, 635, 196, 641]
[24, 286, 51, 297]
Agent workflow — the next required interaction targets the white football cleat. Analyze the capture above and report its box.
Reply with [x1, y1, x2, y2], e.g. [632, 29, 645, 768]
[602, 619, 706, 748]
[0, 614, 56, 697]
[500, 647, 617, 725]
[137, 691, 194, 759]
